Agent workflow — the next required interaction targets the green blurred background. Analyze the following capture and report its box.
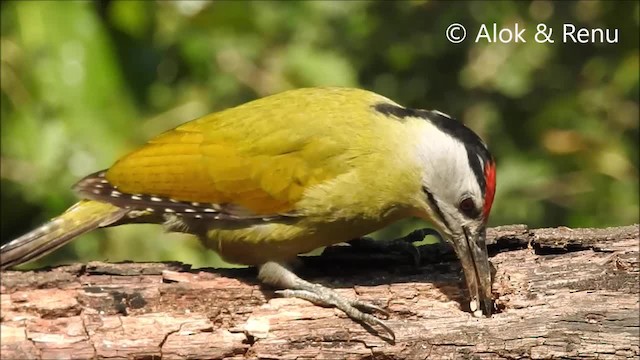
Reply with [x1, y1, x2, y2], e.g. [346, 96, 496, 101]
[1, 0, 638, 269]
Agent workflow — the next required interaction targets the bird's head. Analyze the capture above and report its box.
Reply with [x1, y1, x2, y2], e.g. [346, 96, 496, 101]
[375, 103, 497, 317]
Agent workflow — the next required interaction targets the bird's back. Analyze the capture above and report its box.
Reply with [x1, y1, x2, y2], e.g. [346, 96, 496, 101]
[103, 87, 401, 216]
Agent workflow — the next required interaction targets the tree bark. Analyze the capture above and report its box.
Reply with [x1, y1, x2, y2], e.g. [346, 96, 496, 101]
[1, 225, 638, 359]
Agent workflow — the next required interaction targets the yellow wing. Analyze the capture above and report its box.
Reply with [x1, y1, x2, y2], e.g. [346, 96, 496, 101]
[104, 87, 395, 216]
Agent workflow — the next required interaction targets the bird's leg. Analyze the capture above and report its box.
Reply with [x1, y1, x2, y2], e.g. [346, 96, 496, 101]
[258, 261, 395, 340]
[347, 228, 444, 266]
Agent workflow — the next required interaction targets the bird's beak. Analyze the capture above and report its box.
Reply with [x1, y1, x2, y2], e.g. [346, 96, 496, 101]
[451, 226, 493, 317]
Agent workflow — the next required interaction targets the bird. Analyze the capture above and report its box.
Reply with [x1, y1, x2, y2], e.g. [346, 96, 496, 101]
[0, 87, 496, 339]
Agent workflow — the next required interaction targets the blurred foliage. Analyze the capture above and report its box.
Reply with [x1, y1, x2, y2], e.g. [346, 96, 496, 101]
[1, 0, 638, 269]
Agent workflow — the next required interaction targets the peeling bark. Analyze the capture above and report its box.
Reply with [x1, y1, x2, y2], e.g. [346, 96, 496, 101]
[1, 225, 638, 359]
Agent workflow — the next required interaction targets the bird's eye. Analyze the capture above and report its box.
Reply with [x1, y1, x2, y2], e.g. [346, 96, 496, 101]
[459, 197, 478, 218]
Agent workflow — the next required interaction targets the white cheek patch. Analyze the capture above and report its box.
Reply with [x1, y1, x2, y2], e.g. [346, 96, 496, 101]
[414, 121, 483, 214]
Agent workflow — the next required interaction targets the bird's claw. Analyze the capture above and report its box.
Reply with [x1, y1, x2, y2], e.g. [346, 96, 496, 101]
[403, 228, 444, 244]
[347, 227, 443, 267]
[350, 298, 390, 318]
[275, 285, 395, 341]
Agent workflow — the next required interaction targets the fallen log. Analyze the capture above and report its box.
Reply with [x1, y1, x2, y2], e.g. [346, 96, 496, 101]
[1, 225, 638, 359]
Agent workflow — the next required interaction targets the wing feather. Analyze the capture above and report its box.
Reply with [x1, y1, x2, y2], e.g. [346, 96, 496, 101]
[103, 88, 392, 217]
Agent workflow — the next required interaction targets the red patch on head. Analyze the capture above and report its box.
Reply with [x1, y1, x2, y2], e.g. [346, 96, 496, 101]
[482, 160, 496, 219]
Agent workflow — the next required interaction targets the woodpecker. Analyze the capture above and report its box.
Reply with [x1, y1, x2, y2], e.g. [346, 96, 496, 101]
[1, 87, 496, 339]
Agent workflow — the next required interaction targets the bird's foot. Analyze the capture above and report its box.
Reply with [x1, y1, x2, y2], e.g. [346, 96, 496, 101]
[258, 261, 395, 340]
[348, 228, 444, 266]
[276, 285, 393, 339]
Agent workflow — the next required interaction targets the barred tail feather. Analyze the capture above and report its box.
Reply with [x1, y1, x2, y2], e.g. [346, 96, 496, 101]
[0, 200, 127, 270]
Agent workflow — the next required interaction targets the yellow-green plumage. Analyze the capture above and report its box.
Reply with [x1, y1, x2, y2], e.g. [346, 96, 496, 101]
[3, 87, 496, 337]
[0, 200, 126, 269]
[105, 87, 426, 264]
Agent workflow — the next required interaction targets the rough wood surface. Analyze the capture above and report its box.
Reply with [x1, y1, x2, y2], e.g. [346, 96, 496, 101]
[1, 224, 638, 359]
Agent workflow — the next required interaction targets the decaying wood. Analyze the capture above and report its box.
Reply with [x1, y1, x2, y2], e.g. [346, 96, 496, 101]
[1, 225, 638, 359]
